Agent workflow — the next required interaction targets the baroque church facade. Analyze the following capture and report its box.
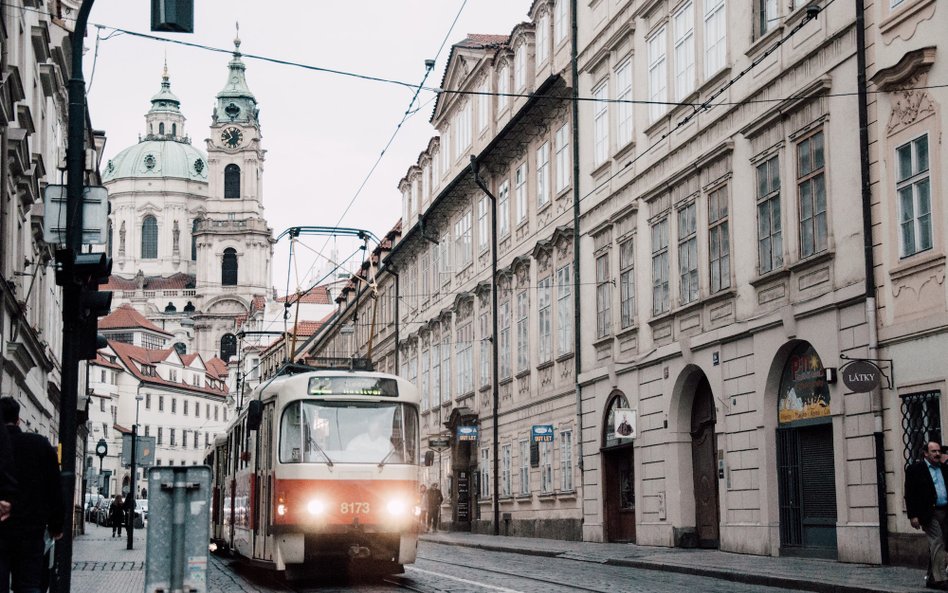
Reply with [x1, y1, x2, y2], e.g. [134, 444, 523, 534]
[101, 36, 274, 363]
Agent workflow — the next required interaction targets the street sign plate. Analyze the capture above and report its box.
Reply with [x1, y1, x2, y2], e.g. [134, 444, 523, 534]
[43, 185, 109, 245]
[428, 437, 450, 451]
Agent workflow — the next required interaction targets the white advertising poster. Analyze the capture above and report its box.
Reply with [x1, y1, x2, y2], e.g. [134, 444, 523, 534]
[613, 408, 637, 440]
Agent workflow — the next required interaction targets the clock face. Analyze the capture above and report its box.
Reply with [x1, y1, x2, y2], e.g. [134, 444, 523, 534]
[221, 127, 243, 148]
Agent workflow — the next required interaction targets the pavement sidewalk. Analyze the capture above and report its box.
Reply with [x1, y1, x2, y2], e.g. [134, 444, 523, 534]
[70, 522, 146, 593]
[420, 531, 929, 593]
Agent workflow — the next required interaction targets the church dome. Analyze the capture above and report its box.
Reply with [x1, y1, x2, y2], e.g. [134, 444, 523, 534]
[102, 139, 209, 183]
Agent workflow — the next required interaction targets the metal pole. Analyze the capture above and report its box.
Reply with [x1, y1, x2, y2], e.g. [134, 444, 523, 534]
[126, 394, 141, 549]
[470, 156, 500, 536]
[54, 2, 94, 591]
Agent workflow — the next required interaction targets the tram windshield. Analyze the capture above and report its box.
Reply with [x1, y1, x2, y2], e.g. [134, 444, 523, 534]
[279, 401, 419, 465]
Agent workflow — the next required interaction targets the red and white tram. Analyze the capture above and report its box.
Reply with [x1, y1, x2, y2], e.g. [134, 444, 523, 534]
[208, 365, 428, 577]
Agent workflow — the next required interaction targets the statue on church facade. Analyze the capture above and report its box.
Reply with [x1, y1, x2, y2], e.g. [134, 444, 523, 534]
[173, 220, 180, 253]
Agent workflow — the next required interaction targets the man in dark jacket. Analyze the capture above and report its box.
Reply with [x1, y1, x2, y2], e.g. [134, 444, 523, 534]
[905, 441, 948, 589]
[0, 396, 64, 593]
[0, 422, 16, 521]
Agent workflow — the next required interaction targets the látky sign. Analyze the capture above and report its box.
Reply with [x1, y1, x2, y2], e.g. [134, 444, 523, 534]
[841, 360, 882, 393]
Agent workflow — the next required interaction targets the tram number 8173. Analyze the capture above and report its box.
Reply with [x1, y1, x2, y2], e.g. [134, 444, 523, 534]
[340, 502, 370, 514]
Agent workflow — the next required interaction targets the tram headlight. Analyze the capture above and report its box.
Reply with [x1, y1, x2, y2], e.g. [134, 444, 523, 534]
[277, 503, 287, 517]
[307, 499, 326, 516]
[386, 498, 409, 516]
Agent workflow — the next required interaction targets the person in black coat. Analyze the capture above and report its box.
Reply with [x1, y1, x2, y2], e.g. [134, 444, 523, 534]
[0, 422, 16, 522]
[0, 396, 64, 593]
[905, 441, 948, 589]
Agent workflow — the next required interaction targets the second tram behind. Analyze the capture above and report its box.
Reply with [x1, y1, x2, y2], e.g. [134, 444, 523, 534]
[208, 367, 426, 577]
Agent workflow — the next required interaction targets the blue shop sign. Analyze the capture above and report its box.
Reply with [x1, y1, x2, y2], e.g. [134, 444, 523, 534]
[457, 426, 479, 442]
[532, 425, 554, 443]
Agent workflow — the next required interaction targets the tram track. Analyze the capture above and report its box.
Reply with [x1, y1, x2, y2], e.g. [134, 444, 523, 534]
[407, 554, 614, 593]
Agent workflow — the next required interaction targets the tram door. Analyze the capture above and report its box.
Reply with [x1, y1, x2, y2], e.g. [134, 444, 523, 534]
[253, 404, 274, 560]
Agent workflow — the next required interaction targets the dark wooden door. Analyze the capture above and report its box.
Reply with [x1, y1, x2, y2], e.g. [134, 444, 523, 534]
[691, 377, 720, 548]
[603, 447, 636, 542]
[777, 423, 837, 557]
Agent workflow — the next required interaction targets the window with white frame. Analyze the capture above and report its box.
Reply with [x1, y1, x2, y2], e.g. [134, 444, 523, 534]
[515, 43, 526, 90]
[517, 290, 529, 372]
[421, 348, 430, 410]
[797, 130, 827, 258]
[555, 123, 571, 192]
[536, 13, 549, 66]
[593, 81, 609, 165]
[441, 129, 451, 171]
[430, 243, 440, 296]
[442, 332, 452, 402]
[440, 232, 451, 284]
[540, 441, 553, 492]
[651, 217, 670, 315]
[515, 163, 528, 224]
[478, 196, 490, 252]
[479, 81, 490, 133]
[455, 209, 473, 269]
[456, 321, 473, 395]
[519, 440, 531, 494]
[619, 238, 635, 328]
[499, 300, 511, 378]
[756, 155, 783, 273]
[648, 27, 668, 121]
[595, 252, 612, 338]
[433, 146, 441, 184]
[897, 134, 932, 257]
[499, 180, 510, 237]
[674, 2, 695, 101]
[556, 264, 573, 355]
[455, 101, 472, 159]
[678, 202, 698, 305]
[501, 444, 512, 497]
[421, 250, 431, 303]
[615, 59, 633, 149]
[479, 311, 490, 387]
[498, 65, 509, 111]
[756, 0, 779, 39]
[432, 341, 441, 406]
[704, 0, 726, 77]
[480, 448, 491, 498]
[560, 430, 573, 491]
[538, 276, 552, 363]
[708, 186, 730, 292]
[554, 0, 567, 44]
[537, 142, 551, 208]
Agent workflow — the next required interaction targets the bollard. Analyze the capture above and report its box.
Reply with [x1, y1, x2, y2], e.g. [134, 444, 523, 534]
[145, 466, 211, 593]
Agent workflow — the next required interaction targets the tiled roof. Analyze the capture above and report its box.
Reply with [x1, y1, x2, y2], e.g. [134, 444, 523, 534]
[91, 353, 123, 371]
[99, 304, 173, 336]
[292, 320, 325, 337]
[103, 272, 195, 291]
[432, 34, 510, 123]
[277, 286, 332, 305]
[108, 340, 227, 397]
[205, 357, 228, 379]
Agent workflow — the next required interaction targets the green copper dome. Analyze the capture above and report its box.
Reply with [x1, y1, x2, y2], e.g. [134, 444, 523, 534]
[103, 140, 208, 183]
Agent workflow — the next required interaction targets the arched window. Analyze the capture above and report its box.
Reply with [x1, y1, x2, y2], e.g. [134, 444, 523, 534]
[220, 333, 237, 362]
[141, 215, 158, 259]
[164, 302, 177, 313]
[159, 122, 165, 135]
[224, 164, 240, 199]
[172, 123, 177, 136]
[183, 301, 195, 312]
[107, 221, 113, 257]
[191, 219, 199, 261]
[603, 391, 631, 448]
[173, 342, 187, 355]
[221, 248, 238, 286]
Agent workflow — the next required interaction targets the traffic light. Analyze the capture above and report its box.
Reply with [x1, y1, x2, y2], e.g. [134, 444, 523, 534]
[56, 250, 112, 359]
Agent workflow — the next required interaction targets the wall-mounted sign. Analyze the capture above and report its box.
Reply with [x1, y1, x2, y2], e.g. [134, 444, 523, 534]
[531, 425, 554, 443]
[457, 426, 478, 442]
[613, 409, 637, 440]
[841, 360, 882, 393]
[778, 343, 830, 425]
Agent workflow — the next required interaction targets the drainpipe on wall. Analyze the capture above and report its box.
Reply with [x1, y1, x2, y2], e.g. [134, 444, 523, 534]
[0, 0, 8, 400]
[855, 0, 888, 565]
[470, 156, 501, 536]
[390, 267, 400, 372]
[570, 0, 585, 526]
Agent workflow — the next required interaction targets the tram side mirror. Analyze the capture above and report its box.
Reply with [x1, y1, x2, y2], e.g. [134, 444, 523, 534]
[424, 451, 434, 467]
[246, 400, 263, 431]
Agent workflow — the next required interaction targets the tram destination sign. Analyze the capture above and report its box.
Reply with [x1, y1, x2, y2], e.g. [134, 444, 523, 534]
[841, 360, 882, 393]
[307, 376, 399, 397]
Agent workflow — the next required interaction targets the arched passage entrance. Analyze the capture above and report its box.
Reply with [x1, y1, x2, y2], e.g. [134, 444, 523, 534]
[691, 375, 720, 548]
[602, 391, 636, 542]
[775, 341, 837, 558]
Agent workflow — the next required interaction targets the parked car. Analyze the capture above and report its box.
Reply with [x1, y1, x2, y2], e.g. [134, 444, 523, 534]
[135, 500, 148, 527]
[96, 499, 116, 527]
[84, 494, 104, 523]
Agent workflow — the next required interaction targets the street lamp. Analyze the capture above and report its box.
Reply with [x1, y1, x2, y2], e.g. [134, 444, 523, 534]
[126, 391, 143, 550]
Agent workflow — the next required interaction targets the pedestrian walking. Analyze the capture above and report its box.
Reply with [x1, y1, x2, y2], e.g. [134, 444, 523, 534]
[0, 396, 64, 593]
[417, 484, 428, 532]
[905, 440, 948, 589]
[110, 494, 125, 538]
[426, 482, 443, 532]
[0, 422, 16, 522]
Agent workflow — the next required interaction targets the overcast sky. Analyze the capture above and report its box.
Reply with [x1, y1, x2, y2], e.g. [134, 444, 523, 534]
[83, 1, 530, 296]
